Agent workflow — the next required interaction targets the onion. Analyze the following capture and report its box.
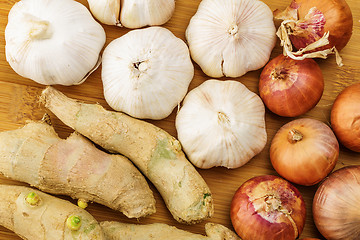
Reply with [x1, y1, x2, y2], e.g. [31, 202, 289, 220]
[331, 82, 360, 152]
[313, 165, 360, 239]
[270, 118, 339, 186]
[259, 55, 324, 117]
[275, 0, 353, 64]
[230, 175, 306, 240]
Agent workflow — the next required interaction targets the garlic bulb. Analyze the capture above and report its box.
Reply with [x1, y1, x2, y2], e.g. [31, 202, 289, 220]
[102, 27, 194, 120]
[175, 80, 267, 169]
[5, 0, 106, 86]
[120, 0, 175, 28]
[185, 0, 276, 78]
[87, 0, 175, 29]
[87, 0, 121, 26]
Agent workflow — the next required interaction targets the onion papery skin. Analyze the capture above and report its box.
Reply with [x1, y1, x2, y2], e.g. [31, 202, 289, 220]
[259, 55, 324, 117]
[313, 165, 360, 240]
[270, 118, 339, 186]
[230, 175, 306, 240]
[331, 82, 360, 152]
[288, 0, 353, 51]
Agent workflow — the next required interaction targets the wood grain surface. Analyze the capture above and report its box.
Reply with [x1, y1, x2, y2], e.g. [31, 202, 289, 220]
[0, 0, 359, 239]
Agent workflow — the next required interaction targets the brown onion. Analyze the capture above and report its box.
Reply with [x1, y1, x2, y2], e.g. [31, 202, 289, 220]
[270, 118, 339, 186]
[313, 165, 360, 239]
[275, 0, 353, 64]
[259, 55, 324, 117]
[331, 82, 360, 152]
[230, 175, 306, 240]
[292, 0, 352, 50]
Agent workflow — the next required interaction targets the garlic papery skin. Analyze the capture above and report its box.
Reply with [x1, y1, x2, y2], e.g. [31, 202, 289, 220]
[87, 0, 121, 26]
[185, 0, 276, 78]
[120, 0, 175, 29]
[86, 0, 175, 28]
[5, 0, 106, 86]
[102, 27, 194, 120]
[175, 80, 267, 169]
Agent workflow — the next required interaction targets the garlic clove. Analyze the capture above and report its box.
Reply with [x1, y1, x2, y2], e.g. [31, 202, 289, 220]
[87, 0, 121, 26]
[120, 0, 175, 29]
[101, 27, 194, 120]
[185, 0, 276, 78]
[175, 80, 267, 169]
[5, 0, 106, 86]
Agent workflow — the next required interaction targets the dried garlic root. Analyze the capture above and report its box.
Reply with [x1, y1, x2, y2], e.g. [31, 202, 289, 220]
[0, 185, 105, 239]
[100, 221, 241, 240]
[0, 121, 156, 219]
[41, 87, 214, 224]
[5, 0, 106, 85]
[176, 80, 267, 169]
[186, 0, 276, 78]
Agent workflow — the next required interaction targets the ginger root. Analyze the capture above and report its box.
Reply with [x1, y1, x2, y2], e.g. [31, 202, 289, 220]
[0, 185, 105, 239]
[100, 221, 241, 240]
[41, 86, 214, 224]
[0, 121, 155, 218]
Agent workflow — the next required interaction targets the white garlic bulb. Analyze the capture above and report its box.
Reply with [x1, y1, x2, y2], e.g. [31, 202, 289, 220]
[186, 0, 276, 78]
[87, 0, 175, 29]
[5, 0, 106, 86]
[87, 0, 121, 26]
[102, 27, 194, 120]
[175, 80, 267, 169]
[120, 0, 175, 28]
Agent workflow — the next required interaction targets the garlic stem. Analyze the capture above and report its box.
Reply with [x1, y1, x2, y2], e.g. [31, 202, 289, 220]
[132, 60, 149, 79]
[217, 112, 230, 125]
[26, 15, 52, 40]
[288, 129, 303, 143]
[138, 61, 148, 72]
[228, 24, 239, 36]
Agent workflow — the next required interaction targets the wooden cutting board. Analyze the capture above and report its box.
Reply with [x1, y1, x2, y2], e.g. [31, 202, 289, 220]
[0, 0, 359, 239]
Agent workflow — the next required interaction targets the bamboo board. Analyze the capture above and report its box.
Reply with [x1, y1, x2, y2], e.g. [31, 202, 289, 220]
[0, 0, 359, 239]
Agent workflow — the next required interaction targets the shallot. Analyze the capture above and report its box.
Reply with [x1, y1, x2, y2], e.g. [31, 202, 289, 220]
[331, 82, 360, 152]
[270, 118, 339, 186]
[230, 175, 306, 240]
[313, 165, 360, 239]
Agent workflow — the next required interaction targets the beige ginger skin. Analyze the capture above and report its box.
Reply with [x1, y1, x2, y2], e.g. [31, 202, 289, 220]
[100, 221, 240, 240]
[0, 120, 155, 219]
[41, 86, 214, 224]
[0, 185, 105, 239]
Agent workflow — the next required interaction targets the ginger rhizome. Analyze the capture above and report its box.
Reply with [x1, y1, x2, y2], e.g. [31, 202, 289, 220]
[41, 86, 214, 224]
[0, 185, 105, 239]
[0, 120, 155, 219]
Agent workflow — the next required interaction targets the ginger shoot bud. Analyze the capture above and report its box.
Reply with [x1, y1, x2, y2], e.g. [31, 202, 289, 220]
[25, 192, 40, 206]
[77, 199, 88, 209]
[66, 215, 82, 231]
